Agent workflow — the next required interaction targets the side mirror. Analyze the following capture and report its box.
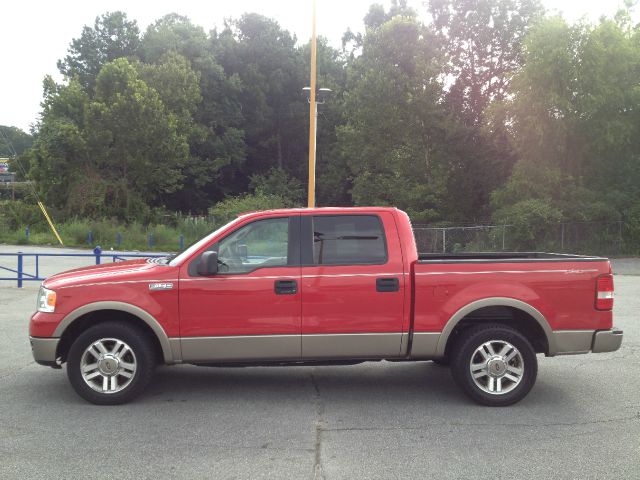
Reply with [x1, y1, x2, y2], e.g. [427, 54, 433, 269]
[197, 251, 218, 276]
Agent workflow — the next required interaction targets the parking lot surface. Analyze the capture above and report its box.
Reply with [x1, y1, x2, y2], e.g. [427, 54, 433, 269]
[0, 249, 638, 479]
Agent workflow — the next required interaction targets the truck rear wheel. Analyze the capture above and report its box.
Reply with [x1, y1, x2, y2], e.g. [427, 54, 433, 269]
[66, 322, 156, 405]
[450, 324, 537, 406]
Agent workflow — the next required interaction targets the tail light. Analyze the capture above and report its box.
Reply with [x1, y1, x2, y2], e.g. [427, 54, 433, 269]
[595, 274, 614, 310]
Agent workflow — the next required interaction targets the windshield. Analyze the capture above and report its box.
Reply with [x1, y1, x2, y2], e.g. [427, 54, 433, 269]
[168, 217, 244, 267]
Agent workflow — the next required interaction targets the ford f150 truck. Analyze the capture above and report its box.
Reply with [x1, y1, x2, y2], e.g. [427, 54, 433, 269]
[29, 207, 623, 406]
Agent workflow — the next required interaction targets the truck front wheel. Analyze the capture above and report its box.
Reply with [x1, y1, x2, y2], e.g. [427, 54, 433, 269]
[66, 322, 156, 405]
[450, 324, 537, 406]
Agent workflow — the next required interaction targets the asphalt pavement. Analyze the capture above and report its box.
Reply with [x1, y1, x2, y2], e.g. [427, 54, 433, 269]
[0, 249, 638, 479]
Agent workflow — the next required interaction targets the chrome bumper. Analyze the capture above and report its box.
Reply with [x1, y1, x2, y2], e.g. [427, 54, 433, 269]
[30, 337, 60, 366]
[592, 328, 623, 353]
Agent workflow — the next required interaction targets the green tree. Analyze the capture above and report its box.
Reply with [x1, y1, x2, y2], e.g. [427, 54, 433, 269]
[139, 52, 201, 133]
[0, 126, 34, 181]
[87, 58, 188, 216]
[214, 14, 306, 178]
[249, 167, 305, 205]
[428, 0, 543, 125]
[338, 11, 448, 222]
[142, 14, 247, 211]
[140, 14, 209, 64]
[29, 77, 90, 209]
[0, 126, 33, 156]
[495, 11, 640, 225]
[426, 0, 543, 221]
[30, 59, 189, 220]
[58, 12, 141, 92]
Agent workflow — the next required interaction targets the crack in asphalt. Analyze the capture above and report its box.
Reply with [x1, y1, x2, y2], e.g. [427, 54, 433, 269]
[310, 372, 326, 480]
[319, 412, 640, 433]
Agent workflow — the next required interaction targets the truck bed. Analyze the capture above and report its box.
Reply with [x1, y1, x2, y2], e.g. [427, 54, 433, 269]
[412, 252, 612, 336]
[418, 252, 607, 263]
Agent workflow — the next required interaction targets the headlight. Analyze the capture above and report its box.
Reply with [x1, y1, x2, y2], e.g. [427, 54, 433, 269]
[37, 286, 57, 313]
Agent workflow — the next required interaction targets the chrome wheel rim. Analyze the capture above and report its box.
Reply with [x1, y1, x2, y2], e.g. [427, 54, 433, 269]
[80, 338, 137, 394]
[469, 340, 524, 395]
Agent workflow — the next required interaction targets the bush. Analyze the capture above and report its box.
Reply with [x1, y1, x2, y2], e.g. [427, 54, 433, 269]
[0, 200, 47, 230]
[493, 199, 563, 250]
[208, 193, 289, 225]
[249, 168, 305, 206]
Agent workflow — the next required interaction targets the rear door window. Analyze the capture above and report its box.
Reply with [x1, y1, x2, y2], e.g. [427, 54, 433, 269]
[311, 215, 387, 265]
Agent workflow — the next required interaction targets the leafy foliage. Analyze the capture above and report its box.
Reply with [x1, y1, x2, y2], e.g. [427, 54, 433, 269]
[7, 2, 640, 254]
[492, 12, 640, 233]
[208, 192, 290, 225]
[57, 12, 141, 91]
[0, 126, 33, 156]
[339, 13, 448, 223]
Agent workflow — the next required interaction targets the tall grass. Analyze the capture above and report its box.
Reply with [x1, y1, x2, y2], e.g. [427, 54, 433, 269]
[0, 217, 218, 252]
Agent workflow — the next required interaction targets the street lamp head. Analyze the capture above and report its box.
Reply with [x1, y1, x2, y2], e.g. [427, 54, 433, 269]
[317, 88, 332, 104]
[302, 87, 332, 104]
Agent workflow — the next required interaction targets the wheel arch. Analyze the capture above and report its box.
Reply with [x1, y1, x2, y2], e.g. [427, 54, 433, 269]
[54, 301, 178, 364]
[436, 297, 556, 357]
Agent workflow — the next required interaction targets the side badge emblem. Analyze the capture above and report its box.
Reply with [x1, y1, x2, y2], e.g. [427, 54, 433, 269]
[149, 282, 174, 291]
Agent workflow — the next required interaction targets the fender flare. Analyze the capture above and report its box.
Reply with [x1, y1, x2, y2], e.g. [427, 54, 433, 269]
[53, 301, 177, 363]
[435, 297, 556, 357]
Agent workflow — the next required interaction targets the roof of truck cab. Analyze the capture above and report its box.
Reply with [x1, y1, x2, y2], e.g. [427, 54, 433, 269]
[237, 206, 402, 218]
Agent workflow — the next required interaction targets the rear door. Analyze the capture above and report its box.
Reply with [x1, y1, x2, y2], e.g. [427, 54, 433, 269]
[300, 212, 406, 359]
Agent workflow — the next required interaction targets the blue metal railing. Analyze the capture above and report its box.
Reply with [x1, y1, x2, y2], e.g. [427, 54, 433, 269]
[0, 247, 168, 288]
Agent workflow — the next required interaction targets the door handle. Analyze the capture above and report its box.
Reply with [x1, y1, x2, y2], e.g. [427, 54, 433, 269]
[274, 279, 298, 295]
[376, 277, 399, 292]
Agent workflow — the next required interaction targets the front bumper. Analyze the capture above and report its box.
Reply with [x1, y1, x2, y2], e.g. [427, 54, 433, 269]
[30, 337, 60, 367]
[592, 328, 623, 353]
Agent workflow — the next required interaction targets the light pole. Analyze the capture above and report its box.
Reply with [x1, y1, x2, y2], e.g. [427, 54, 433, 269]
[303, 86, 332, 207]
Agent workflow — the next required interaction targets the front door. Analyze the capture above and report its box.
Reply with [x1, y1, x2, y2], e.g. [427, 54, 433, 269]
[300, 212, 406, 359]
[179, 215, 302, 362]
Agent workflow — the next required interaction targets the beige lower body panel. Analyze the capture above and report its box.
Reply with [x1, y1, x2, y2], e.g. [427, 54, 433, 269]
[30, 337, 60, 364]
[168, 338, 182, 363]
[302, 333, 403, 359]
[179, 333, 404, 362]
[409, 332, 442, 359]
[180, 335, 301, 362]
[551, 330, 595, 355]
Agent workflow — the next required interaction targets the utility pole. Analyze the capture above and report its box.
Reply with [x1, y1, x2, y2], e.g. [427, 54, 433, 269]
[307, 0, 318, 208]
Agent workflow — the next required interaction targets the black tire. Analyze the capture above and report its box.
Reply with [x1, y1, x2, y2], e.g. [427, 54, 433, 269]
[450, 324, 537, 406]
[67, 321, 156, 405]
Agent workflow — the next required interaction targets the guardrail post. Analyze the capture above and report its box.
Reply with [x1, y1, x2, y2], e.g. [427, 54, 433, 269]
[87, 230, 93, 245]
[148, 233, 154, 249]
[94, 246, 102, 265]
[25, 227, 30, 243]
[17, 252, 23, 288]
[179, 234, 184, 251]
[116, 232, 122, 248]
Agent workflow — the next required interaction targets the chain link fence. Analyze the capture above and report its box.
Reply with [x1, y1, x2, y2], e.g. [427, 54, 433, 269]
[413, 221, 630, 256]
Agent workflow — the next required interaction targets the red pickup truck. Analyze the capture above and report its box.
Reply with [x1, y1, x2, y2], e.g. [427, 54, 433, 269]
[29, 207, 622, 406]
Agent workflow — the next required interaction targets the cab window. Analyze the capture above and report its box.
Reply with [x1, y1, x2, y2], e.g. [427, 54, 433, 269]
[311, 215, 387, 265]
[214, 217, 290, 274]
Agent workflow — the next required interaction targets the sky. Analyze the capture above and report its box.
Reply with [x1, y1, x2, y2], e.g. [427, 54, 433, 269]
[0, 0, 635, 132]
